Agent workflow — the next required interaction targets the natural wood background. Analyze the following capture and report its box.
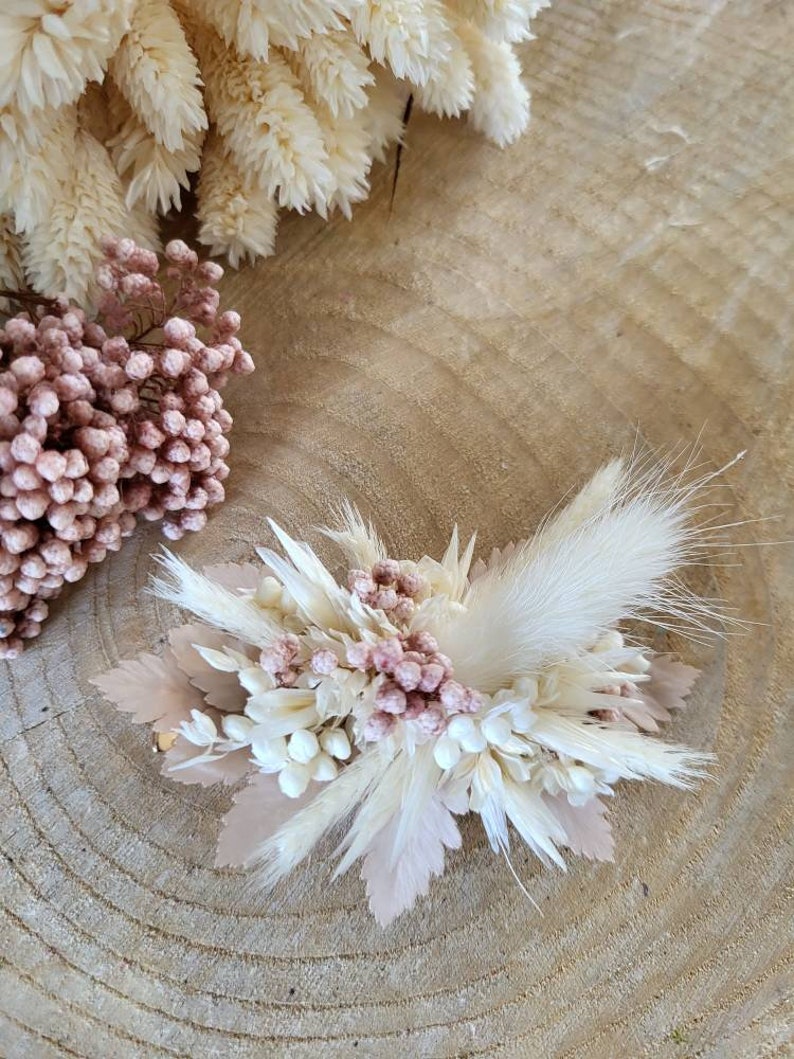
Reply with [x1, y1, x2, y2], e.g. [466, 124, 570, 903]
[2, 1, 793, 1056]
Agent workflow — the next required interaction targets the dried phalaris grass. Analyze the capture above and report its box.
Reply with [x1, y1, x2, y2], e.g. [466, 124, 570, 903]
[0, 0, 553, 299]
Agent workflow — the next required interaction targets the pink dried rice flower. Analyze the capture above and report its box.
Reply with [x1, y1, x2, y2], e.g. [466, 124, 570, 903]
[0, 236, 253, 657]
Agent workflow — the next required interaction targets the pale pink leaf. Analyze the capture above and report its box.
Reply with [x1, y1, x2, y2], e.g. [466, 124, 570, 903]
[543, 793, 615, 862]
[162, 735, 251, 787]
[360, 795, 462, 927]
[92, 650, 195, 732]
[645, 655, 700, 712]
[168, 623, 251, 711]
[202, 562, 263, 593]
[215, 771, 313, 867]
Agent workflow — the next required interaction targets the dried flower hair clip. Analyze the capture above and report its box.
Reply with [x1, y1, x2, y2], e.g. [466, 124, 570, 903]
[95, 453, 743, 925]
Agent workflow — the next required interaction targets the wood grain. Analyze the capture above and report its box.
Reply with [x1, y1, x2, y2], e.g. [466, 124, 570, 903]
[1, 1, 793, 1056]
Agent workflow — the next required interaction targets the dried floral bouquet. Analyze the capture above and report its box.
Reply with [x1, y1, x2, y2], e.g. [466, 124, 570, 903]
[1, 0, 552, 300]
[96, 454, 739, 925]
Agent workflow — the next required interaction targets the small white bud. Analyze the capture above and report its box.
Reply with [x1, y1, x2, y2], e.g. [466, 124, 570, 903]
[254, 576, 282, 607]
[447, 715, 476, 743]
[595, 630, 624, 653]
[238, 667, 274, 696]
[288, 728, 320, 764]
[481, 714, 512, 747]
[510, 702, 535, 733]
[312, 752, 338, 782]
[278, 762, 312, 798]
[319, 728, 351, 760]
[457, 721, 487, 754]
[250, 730, 287, 769]
[628, 653, 652, 674]
[221, 714, 255, 743]
[566, 765, 596, 794]
[433, 735, 462, 770]
[514, 677, 539, 703]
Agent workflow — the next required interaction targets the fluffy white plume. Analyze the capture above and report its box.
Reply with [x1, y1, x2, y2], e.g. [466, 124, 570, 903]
[21, 127, 129, 299]
[0, 0, 133, 114]
[454, 0, 552, 43]
[195, 27, 333, 211]
[196, 130, 279, 267]
[252, 751, 383, 888]
[109, 0, 207, 152]
[459, 20, 530, 146]
[297, 30, 374, 117]
[108, 87, 203, 213]
[434, 459, 720, 691]
[151, 550, 281, 647]
[0, 216, 24, 293]
[321, 500, 387, 569]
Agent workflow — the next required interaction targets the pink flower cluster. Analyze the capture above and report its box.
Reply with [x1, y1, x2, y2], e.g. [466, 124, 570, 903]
[347, 559, 425, 623]
[0, 238, 253, 658]
[347, 630, 482, 742]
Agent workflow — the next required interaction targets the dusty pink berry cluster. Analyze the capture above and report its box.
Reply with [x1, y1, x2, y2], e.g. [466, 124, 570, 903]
[259, 634, 303, 685]
[347, 559, 425, 623]
[339, 630, 478, 741]
[0, 237, 253, 658]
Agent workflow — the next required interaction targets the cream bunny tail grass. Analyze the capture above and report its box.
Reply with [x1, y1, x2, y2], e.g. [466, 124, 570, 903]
[98, 449, 740, 925]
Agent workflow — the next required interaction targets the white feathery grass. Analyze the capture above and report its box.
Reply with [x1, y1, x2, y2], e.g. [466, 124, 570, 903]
[257, 518, 373, 634]
[502, 778, 568, 867]
[297, 30, 374, 118]
[459, 21, 530, 146]
[191, 0, 362, 60]
[529, 713, 713, 787]
[453, 0, 552, 43]
[435, 453, 739, 691]
[0, 104, 74, 232]
[312, 103, 373, 218]
[196, 130, 278, 267]
[108, 89, 203, 213]
[253, 750, 383, 887]
[0, 214, 24, 292]
[195, 26, 333, 212]
[21, 127, 129, 300]
[362, 68, 406, 163]
[1, 0, 551, 297]
[109, 0, 207, 152]
[321, 500, 387, 569]
[151, 550, 280, 647]
[351, 0, 454, 86]
[415, 22, 475, 118]
[0, 0, 133, 114]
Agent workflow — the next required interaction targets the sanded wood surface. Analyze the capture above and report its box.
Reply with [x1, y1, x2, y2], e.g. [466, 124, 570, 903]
[2, 1, 793, 1056]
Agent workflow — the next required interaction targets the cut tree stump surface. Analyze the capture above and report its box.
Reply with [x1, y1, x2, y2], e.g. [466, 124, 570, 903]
[1, 2, 792, 1056]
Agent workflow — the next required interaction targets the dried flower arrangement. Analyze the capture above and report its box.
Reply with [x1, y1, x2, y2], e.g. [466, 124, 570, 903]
[0, 0, 552, 300]
[95, 453, 741, 926]
[0, 237, 253, 658]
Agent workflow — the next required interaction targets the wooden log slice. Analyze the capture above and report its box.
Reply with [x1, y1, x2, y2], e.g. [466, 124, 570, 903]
[2, 2, 792, 1056]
